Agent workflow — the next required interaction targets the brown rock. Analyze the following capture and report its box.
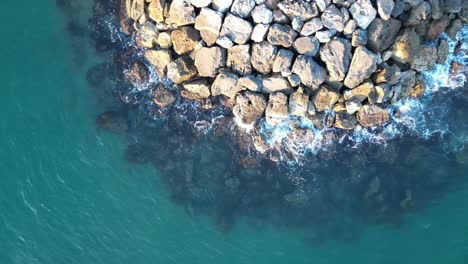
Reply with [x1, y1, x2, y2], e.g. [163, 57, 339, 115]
[356, 105, 390, 127]
[167, 56, 198, 84]
[344, 47, 379, 88]
[171, 26, 201, 55]
[227, 45, 252, 75]
[166, 0, 196, 26]
[144, 50, 172, 78]
[313, 86, 340, 112]
[152, 85, 176, 108]
[181, 79, 211, 100]
[265, 92, 289, 126]
[194, 46, 226, 77]
[233, 91, 267, 126]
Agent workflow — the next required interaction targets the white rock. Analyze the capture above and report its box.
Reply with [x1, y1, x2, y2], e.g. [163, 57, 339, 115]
[189, 0, 212, 7]
[230, 0, 256, 18]
[251, 4, 273, 24]
[251, 24, 270, 42]
[220, 13, 253, 44]
[349, 0, 377, 29]
[212, 0, 233, 13]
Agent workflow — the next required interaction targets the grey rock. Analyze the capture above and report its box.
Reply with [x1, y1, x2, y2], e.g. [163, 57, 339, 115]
[251, 24, 270, 42]
[411, 44, 437, 71]
[211, 70, 241, 98]
[293, 36, 320, 55]
[277, 0, 319, 21]
[272, 49, 295, 73]
[351, 29, 368, 47]
[227, 45, 252, 75]
[349, 0, 377, 29]
[320, 38, 352, 82]
[377, 0, 395, 20]
[262, 74, 293, 93]
[195, 8, 223, 46]
[251, 41, 278, 74]
[367, 18, 402, 52]
[233, 91, 267, 126]
[220, 13, 253, 44]
[321, 4, 344, 32]
[391, 28, 421, 63]
[230, 0, 256, 18]
[251, 4, 274, 24]
[344, 47, 379, 88]
[267, 24, 298, 47]
[301, 18, 324, 36]
[212, 0, 233, 13]
[292, 55, 328, 88]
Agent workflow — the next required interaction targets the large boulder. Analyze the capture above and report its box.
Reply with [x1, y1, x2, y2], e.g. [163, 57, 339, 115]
[194, 7, 223, 46]
[194, 46, 226, 77]
[233, 91, 267, 126]
[392, 28, 421, 63]
[349, 0, 377, 29]
[367, 18, 402, 52]
[313, 86, 340, 112]
[356, 105, 390, 127]
[181, 79, 211, 100]
[227, 45, 252, 75]
[220, 13, 253, 44]
[289, 87, 310, 117]
[267, 24, 298, 48]
[211, 70, 241, 98]
[144, 50, 172, 78]
[344, 47, 379, 89]
[320, 38, 352, 82]
[167, 56, 198, 84]
[251, 41, 278, 75]
[171, 26, 201, 55]
[166, 0, 196, 26]
[292, 55, 327, 88]
[265, 92, 289, 126]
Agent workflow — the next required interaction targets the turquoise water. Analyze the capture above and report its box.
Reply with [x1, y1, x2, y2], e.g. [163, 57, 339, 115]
[1, 1, 468, 263]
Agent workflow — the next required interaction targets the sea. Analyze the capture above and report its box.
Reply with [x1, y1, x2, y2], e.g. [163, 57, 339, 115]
[1, 1, 468, 264]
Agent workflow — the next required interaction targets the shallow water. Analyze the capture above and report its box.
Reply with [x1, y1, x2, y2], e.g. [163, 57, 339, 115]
[1, 1, 468, 263]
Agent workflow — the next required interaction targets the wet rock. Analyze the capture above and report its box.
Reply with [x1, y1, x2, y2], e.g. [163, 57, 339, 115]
[195, 7, 223, 46]
[152, 85, 176, 108]
[406, 1, 432, 26]
[135, 21, 159, 48]
[397, 70, 417, 99]
[96, 111, 128, 133]
[344, 81, 373, 102]
[181, 79, 212, 100]
[377, 0, 394, 20]
[251, 41, 278, 75]
[277, 0, 319, 21]
[301, 18, 324, 36]
[321, 4, 344, 32]
[334, 111, 359, 129]
[171, 26, 201, 55]
[369, 83, 392, 104]
[144, 50, 172, 78]
[292, 55, 327, 88]
[367, 18, 402, 52]
[227, 45, 252, 75]
[211, 70, 240, 98]
[230, 0, 256, 18]
[344, 47, 379, 89]
[167, 56, 197, 84]
[147, 0, 165, 22]
[272, 49, 294, 73]
[166, 0, 196, 26]
[313, 86, 340, 112]
[425, 15, 451, 40]
[262, 74, 293, 93]
[125, 61, 149, 86]
[446, 19, 463, 40]
[374, 65, 401, 84]
[238, 75, 262, 92]
[220, 13, 253, 44]
[392, 28, 421, 63]
[267, 24, 298, 48]
[320, 38, 352, 82]
[349, 0, 377, 29]
[251, 24, 270, 42]
[212, 0, 233, 13]
[293, 36, 320, 56]
[437, 39, 449, 64]
[351, 29, 368, 47]
[251, 4, 273, 24]
[194, 46, 226, 77]
[233, 91, 267, 126]
[411, 44, 437, 71]
[356, 105, 390, 127]
[265, 92, 289, 126]
[289, 86, 310, 117]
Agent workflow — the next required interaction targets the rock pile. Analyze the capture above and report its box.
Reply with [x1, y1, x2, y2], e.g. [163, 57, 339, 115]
[120, 0, 466, 130]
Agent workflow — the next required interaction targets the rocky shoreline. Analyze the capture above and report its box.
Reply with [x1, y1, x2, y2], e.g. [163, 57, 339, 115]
[119, 0, 466, 134]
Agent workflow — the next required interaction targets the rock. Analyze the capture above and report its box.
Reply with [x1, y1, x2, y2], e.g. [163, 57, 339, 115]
[267, 24, 298, 47]
[125, 61, 149, 86]
[171, 26, 201, 55]
[157, 32, 172, 49]
[392, 0, 406, 17]
[128, 0, 145, 21]
[367, 18, 402, 52]
[238, 75, 262, 92]
[351, 29, 368, 47]
[289, 87, 310, 117]
[446, 19, 462, 40]
[349, 0, 377, 29]
[301, 18, 324, 36]
[251, 4, 274, 24]
[345, 100, 362, 114]
[273, 9, 289, 24]
[443, 0, 462, 13]
[251, 24, 270, 42]
[437, 39, 449, 64]
[396, 70, 416, 99]
[212, 0, 233, 13]
[220, 13, 253, 44]
[152, 85, 176, 108]
[293, 36, 320, 56]
[288, 74, 302, 87]
[166, 0, 196, 26]
[334, 111, 359, 130]
[344, 81, 373, 102]
[195, 8, 223, 46]
[251, 41, 278, 75]
[369, 83, 392, 104]
[315, 30, 335, 43]
[344, 47, 379, 88]
[392, 28, 421, 63]
[291, 17, 305, 32]
[401, 0, 423, 7]
[313, 86, 340, 112]
[190, 0, 212, 7]
[230, 0, 256, 18]
[425, 15, 451, 40]
[377, 0, 394, 20]
[181, 79, 211, 100]
[429, 0, 442, 19]
[262, 74, 293, 93]
[321, 4, 344, 32]
[292, 55, 328, 88]
[273, 49, 294, 73]
[147, 0, 165, 22]
[233, 91, 267, 126]
[211, 70, 241, 98]
[135, 21, 159, 48]
[216, 36, 234, 49]
[343, 20, 357, 35]
[411, 44, 437, 71]
[96, 111, 128, 133]
[320, 38, 352, 82]
[144, 50, 172, 78]
[227, 45, 252, 75]
[406, 1, 432, 26]
[194, 46, 226, 77]
[374, 65, 401, 84]
[167, 56, 198, 84]
[277, 0, 319, 21]
[265, 92, 289, 126]
[356, 105, 390, 127]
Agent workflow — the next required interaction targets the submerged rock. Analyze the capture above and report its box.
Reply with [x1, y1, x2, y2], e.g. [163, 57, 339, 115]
[96, 111, 128, 133]
[152, 85, 176, 108]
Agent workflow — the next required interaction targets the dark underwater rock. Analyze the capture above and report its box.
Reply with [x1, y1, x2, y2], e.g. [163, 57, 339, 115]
[96, 111, 129, 133]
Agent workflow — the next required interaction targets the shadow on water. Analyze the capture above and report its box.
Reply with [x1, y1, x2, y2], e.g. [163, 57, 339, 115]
[57, 0, 468, 244]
